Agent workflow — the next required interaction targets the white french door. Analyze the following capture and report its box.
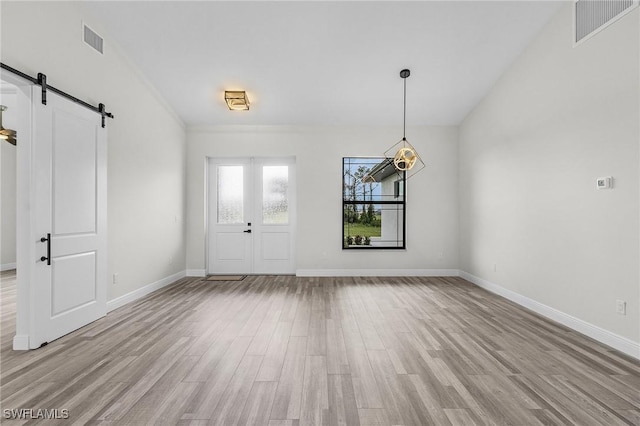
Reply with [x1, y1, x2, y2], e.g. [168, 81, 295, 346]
[31, 89, 107, 348]
[207, 157, 296, 275]
[208, 158, 252, 274]
[253, 158, 296, 274]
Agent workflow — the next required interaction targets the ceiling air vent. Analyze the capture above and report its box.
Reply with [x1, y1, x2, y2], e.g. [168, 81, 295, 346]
[83, 24, 104, 54]
[575, 0, 638, 45]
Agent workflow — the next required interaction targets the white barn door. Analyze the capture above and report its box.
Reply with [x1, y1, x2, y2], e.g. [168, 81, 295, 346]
[31, 90, 107, 348]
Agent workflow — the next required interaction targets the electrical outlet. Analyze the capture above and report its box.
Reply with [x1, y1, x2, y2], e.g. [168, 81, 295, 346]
[616, 300, 626, 315]
[113, 273, 119, 285]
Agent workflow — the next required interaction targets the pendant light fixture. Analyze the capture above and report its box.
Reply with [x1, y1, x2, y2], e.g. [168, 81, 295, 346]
[0, 105, 16, 145]
[384, 69, 424, 179]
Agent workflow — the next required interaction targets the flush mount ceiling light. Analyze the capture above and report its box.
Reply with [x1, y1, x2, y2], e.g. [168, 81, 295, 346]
[384, 69, 424, 179]
[0, 105, 16, 145]
[224, 91, 250, 111]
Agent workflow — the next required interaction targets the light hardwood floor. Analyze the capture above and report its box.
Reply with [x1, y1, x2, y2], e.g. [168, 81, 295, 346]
[1, 270, 639, 425]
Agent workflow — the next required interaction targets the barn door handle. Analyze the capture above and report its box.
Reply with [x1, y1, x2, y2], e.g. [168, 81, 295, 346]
[40, 233, 51, 265]
[243, 229, 252, 233]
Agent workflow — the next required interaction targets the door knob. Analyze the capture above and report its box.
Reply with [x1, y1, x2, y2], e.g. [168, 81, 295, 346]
[244, 229, 252, 233]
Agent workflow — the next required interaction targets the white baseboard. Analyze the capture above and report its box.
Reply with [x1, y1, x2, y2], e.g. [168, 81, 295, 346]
[459, 270, 640, 360]
[296, 268, 460, 277]
[107, 270, 186, 312]
[186, 269, 206, 277]
[1, 262, 16, 271]
[12, 334, 29, 350]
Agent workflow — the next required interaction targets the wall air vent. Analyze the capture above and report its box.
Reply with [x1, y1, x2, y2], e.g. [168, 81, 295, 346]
[83, 24, 104, 54]
[574, 0, 638, 45]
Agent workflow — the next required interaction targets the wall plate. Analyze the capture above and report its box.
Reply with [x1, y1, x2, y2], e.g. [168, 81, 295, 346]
[596, 176, 612, 189]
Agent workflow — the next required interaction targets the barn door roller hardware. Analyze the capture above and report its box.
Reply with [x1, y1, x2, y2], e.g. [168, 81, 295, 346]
[1, 62, 114, 128]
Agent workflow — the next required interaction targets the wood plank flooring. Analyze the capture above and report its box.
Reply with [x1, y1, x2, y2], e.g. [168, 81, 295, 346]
[1, 270, 639, 425]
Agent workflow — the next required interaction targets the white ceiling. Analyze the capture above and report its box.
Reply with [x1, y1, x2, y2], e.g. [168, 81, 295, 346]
[81, 1, 564, 127]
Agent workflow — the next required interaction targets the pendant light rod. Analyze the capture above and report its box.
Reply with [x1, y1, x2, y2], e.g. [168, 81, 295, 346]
[403, 76, 406, 139]
[400, 69, 410, 140]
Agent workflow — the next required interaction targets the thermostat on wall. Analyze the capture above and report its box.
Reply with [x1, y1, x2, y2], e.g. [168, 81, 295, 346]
[596, 176, 612, 189]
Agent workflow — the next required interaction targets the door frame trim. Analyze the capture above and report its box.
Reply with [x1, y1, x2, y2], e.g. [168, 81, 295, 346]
[2, 72, 35, 350]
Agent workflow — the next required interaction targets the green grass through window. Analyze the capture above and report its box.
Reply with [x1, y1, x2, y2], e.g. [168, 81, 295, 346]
[344, 223, 381, 237]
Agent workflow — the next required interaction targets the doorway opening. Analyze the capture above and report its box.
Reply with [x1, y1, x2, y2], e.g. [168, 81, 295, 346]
[1, 81, 17, 273]
[1, 81, 18, 352]
[206, 157, 296, 275]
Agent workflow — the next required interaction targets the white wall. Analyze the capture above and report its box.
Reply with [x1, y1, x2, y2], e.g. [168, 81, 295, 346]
[459, 4, 639, 346]
[0, 92, 17, 270]
[1, 2, 187, 300]
[187, 126, 459, 275]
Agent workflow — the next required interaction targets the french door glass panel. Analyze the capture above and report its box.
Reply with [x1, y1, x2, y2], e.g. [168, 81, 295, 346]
[217, 165, 244, 224]
[262, 165, 289, 224]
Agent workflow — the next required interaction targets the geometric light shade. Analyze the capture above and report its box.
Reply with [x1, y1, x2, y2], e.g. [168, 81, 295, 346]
[383, 137, 425, 180]
[224, 91, 250, 111]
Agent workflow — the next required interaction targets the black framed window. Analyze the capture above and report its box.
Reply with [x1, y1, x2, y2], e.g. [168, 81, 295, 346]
[343, 157, 405, 249]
